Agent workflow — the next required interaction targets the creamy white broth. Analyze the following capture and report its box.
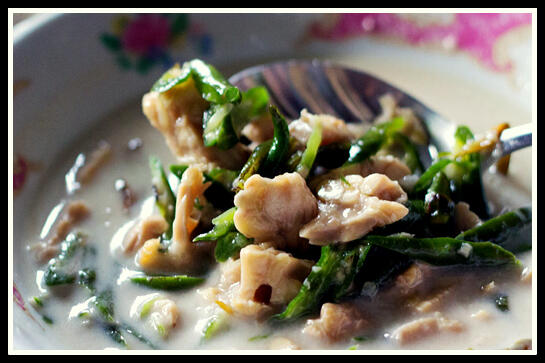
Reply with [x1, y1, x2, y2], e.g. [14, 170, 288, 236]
[20, 59, 532, 350]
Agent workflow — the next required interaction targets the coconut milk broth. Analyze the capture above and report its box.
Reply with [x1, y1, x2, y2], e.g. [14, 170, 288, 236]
[19, 60, 532, 350]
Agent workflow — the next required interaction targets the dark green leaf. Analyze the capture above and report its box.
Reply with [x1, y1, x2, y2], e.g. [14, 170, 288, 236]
[363, 235, 520, 267]
[456, 207, 532, 254]
[260, 106, 290, 176]
[43, 232, 86, 286]
[189, 59, 241, 104]
[272, 242, 369, 323]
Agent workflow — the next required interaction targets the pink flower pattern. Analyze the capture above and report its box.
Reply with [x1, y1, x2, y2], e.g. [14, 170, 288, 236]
[308, 13, 532, 71]
[121, 14, 171, 56]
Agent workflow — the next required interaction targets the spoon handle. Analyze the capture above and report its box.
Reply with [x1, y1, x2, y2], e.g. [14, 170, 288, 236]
[483, 123, 532, 170]
[499, 123, 533, 156]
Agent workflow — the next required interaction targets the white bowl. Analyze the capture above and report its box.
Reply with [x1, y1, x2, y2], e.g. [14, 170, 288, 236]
[11, 12, 533, 350]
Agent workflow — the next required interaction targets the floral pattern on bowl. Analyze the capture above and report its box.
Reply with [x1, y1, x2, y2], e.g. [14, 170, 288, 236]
[305, 13, 532, 89]
[99, 13, 213, 74]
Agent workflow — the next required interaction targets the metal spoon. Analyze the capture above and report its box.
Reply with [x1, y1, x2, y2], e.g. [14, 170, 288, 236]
[228, 59, 532, 170]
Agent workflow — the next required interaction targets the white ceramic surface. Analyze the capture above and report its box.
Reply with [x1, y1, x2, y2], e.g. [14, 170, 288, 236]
[11, 12, 533, 351]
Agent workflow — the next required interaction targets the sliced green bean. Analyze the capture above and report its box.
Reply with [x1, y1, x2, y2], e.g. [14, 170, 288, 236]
[272, 242, 369, 323]
[411, 158, 452, 196]
[232, 139, 273, 192]
[364, 235, 520, 267]
[345, 117, 404, 165]
[261, 106, 290, 176]
[424, 171, 455, 225]
[193, 207, 237, 242]
[295, 120, 323, 179]
[130, 275, 205, 291]
[149, 156, 176, 239]
[456, 207, 532, 254]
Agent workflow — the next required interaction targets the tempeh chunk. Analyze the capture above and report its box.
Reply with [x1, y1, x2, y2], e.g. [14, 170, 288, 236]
[300, 173, 408, 245]
[234, 172, 318, 251]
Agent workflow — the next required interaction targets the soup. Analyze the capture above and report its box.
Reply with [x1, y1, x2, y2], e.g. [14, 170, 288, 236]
[19, 58, 532, 351]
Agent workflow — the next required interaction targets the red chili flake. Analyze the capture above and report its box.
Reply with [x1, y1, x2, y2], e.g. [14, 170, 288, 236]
[253, 284, 272, 305]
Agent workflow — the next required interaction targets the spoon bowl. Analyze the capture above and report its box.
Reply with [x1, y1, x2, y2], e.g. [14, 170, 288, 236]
[228, 59, 531, 169]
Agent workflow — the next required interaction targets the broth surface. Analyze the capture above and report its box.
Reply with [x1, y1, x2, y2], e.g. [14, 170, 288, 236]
[18, 57, 532, 350]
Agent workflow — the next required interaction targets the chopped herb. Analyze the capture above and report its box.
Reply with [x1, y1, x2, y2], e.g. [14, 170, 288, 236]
[353, 336, 371, 342]
[130, 275, 205, 291]
[495, 295, 509, 312]
[32, 296, 44, 308]
[339, 175, 351, 186]
[202, 312, 230, 341]
[248, 334, 270, 342]
[42, 315, 54, 324]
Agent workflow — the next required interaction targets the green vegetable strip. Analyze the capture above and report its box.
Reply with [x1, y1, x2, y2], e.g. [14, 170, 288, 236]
[449, 159, 489, 220]
[364, 235, 520, 267]
[89, 290, 157, 349]
[151, 60, 241, 104]
[43, 232, 86, 286]
[202, 312, 230, 340]
[202, 86, 271, 150]
[193, 207, 237, 242]
[272, 243, 369, 323]
[152, 61, 269, 150]
[261, 106, 291, 176]
[170, 164, 236, 210]
[188, 59, 241, 104]
[345, 117, 405, 165]
[130, 275, 205, 291]
[205, 168, 239, 191]
[411, 158, 452, 196]
[202, 103, 238, 149]
[424, 171, 455, 225]
[149, 156, 176, 239]
[271, 245, 345, 322]
[448, 125, 489, 219]
[456, 207, 532, 254]
[214, 231, 253, 262]
[332, 244, 371, 300]
[93, 290, 116, 323]
[169, 164, 189, 179]
[295, 121, 323, 179]
[230, 86, 270, 136]
[193, 207, 253, 262]
[453, 125, 475, 151]
[372, 200, 433, 238]
[150, 63, 192, 93]
[232, 139, 273, 192]
[390, 132, 424, 173]
[119, 323, 159, 349]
